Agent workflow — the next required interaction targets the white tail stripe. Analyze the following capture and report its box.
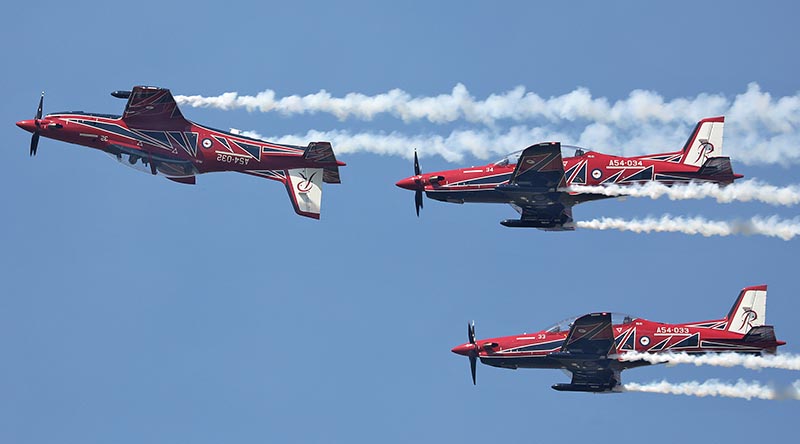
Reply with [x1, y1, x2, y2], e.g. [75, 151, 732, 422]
[683, 119, 724, 167]
[285, 168, 324, 219]
[727, 288, 767, 334]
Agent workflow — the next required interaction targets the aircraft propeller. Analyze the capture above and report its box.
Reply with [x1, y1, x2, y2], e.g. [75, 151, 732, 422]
[30, 92, 44, 156]
[468, 321, 478, 385]
[413, 150, 424, 216]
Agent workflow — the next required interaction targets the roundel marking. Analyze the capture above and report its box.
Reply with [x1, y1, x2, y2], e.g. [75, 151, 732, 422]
[640, 336, 650, 347]
[201, 138, 213, 149]
[591, 168, 602, 180]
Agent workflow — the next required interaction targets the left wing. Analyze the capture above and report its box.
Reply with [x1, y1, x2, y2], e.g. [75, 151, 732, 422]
[548, 312, 621, 392]
[121, 86, 188, 129]
[559, 312, 615, 357]
[507, 142, 566, 189]
[497, 142, 574, 229]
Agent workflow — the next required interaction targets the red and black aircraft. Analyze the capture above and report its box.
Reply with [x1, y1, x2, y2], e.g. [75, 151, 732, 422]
[452, 285, 785, 392]
[397, 117, 741, 229]
[16, 86, 345, 219]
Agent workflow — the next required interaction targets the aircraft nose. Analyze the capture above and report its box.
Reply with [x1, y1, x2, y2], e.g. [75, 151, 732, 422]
[396, 176, 421, 190]
[451, 343, 472, 356]
[16, 119, 36, 133]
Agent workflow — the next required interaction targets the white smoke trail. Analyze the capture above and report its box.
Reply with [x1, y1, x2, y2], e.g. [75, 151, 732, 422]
[623, 379, 780, 400]
[175, 83, 799, 128]
[568, 180, 800, 207]
[576, 215, 800, 240]
[237, 123, 800, 165]
[238, 127, 574, 162]
[177, 83, 800, 165]
[620, 352, 800, 371]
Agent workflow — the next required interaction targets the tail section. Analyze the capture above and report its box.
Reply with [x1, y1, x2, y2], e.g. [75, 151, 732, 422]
[725, 285, 767, 334]
[284, 168, 324, 219]
[696, 156, 740, 184]
[681, 116, 724, 167]
[303, 142, 343, 184]
[241, 141, 343, 219]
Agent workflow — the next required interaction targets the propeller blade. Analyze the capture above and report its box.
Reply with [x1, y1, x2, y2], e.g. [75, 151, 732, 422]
[468, 321, 476, 344]
[35, 92, 44, 120]
[30, 132, 39, 156]
[469, 354, 477, 385]
[411, 149, 425, 216]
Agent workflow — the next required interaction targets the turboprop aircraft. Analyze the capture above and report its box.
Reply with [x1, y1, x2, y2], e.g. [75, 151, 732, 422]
[451, 285, 785, 392]
[396, 117, 741, 229]
[16, 86, 345, 219]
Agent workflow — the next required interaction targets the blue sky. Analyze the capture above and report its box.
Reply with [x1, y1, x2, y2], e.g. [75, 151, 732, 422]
[2, 1, 799, 443]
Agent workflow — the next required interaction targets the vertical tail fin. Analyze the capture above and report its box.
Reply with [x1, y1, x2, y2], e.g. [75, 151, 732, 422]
[725, 285, 767, 334]
[681, 116, 724, 167]
[284, 168, 324, 219]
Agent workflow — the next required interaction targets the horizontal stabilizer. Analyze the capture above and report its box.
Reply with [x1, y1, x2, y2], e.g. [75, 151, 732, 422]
[696, 156, 739, 184]
[303, 142, 343, 184]
[743, 325, 777, 343]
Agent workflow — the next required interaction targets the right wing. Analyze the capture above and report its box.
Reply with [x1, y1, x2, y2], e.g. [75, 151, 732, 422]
[502, 202, 574, 230]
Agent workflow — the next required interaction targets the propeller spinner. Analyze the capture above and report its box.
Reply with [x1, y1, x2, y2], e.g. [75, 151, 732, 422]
[451, 322, 480, 385]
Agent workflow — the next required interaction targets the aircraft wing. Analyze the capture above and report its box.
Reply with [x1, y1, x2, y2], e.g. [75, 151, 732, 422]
[507, 142, 566, 189]
[505, 202, 575, 230]
[497, 142, 574, 229]
[548, 312, 621, 392]
[108, 143, 195, 176]
[121, 86, 188, 129]
[551, 367, 621, 392]
[559, 312, 615, 356]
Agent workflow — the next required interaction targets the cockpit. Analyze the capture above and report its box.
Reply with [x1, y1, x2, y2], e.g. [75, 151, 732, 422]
[542, 313, 635, 333]
[492, 145, 590, 167]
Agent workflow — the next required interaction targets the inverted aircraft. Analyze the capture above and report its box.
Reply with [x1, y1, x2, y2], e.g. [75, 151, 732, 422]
[396, 117, 740, 229]
[16, 86, 345, 219]
[451, 285, 784, 392]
